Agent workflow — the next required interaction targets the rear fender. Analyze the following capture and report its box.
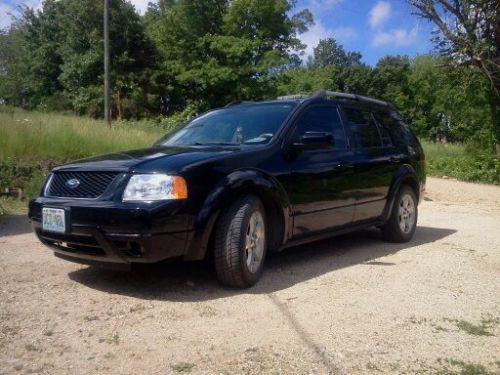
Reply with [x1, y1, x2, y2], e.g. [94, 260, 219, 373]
[184, 169, 291, 261]
[381, 164, 420, 223]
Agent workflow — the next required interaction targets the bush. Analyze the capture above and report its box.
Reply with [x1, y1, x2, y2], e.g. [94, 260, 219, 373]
[0, 158, 53, 196]
[423, 142, 500, 184]
[159, 102, 201, 131]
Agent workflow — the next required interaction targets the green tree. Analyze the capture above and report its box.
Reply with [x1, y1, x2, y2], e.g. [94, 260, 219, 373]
[311, 38, 362, 68]
[146, 0, 312, 108]
[22, 0, 64, 107]
[336, 65, 373, 95]
[408, 0, 500, 151]
[19, 0, 158, 117]
[371, 55, 412, 111]
[0, 25, 29, 106]
[277, 65, 337, 95]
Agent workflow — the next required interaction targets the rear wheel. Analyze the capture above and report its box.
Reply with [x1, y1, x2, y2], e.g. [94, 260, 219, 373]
[214, 195, 267, 288]
[381, 186, 417, 243]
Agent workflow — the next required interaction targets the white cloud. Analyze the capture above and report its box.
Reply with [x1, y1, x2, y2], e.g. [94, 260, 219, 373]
[307, 0, 345, 12]
[129, 0, 151, 15]
[297, 0, 355, 60]
[332, 26, 357, 43]
[298, 23, 357, 62]
[300, 20, 332, 58]
[0, 0, 42, 29]
[372, 26, 419, 47]
[0, 0, 149, 30]
[368, 0, 391, 29]
[0, 3, 15, 29]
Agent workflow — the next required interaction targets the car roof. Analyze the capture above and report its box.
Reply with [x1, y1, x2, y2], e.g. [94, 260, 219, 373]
[225, 90, 395, 111]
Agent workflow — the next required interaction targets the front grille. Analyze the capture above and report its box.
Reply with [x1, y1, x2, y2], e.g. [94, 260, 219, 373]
[46, 172, 119, 198]
[38, 231, 106, 256]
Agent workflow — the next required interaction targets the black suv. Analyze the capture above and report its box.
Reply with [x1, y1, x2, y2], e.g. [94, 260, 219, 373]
[29, 91, 425, 288]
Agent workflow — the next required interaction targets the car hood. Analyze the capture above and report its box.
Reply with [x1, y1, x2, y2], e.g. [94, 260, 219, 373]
[54, 146, 240, 173]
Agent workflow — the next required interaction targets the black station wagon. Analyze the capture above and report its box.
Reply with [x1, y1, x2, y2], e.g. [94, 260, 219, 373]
[29, 91, 425, 288]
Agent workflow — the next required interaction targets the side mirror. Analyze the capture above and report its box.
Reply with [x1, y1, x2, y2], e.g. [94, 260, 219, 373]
[293, 131, 333, 150]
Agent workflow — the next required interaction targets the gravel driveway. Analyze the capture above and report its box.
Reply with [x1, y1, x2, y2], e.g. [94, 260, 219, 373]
[1, 177, 499, 374]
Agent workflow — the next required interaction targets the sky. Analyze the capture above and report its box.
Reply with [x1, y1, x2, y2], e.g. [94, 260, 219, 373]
[0, 0, 435, 66]
[295, 0, 435, 65]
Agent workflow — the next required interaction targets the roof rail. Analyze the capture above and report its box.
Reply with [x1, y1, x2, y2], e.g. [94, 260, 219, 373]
[277, 94, 310, 100]
[313, 90, 390, 107]
[277, 90, 391, 107]
[353, 94, 389, 107]
[313, 90, 357, 100]
[224, 100, 253, 107]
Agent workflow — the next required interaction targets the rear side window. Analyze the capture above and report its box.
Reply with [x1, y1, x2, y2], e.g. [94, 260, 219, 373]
[343, 108, 381, 148]
[292, 105, 347, 149]
[373, 111, 412, 146]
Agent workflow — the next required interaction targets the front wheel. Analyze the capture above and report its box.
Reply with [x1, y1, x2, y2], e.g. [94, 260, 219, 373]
[214, 195, 267, 288]
[381, 186, 418, 243]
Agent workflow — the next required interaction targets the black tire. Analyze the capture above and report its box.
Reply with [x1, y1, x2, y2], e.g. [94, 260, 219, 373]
[381, 185, 418, 243]
[214, 195, 267, 288]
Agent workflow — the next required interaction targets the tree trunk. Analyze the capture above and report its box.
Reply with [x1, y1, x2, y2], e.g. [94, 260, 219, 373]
[117, 91, 122, 120]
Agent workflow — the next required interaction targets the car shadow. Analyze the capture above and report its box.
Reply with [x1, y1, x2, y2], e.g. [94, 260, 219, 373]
[0, 215, 31, 238]
[68, 226, 456, 301]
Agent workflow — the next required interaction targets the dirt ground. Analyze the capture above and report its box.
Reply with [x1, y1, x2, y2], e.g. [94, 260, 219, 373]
[1, 177, 499, 375]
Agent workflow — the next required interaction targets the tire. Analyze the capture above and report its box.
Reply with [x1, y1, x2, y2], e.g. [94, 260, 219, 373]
[214, 195, 267, 288]
[381, 185, 418, 243]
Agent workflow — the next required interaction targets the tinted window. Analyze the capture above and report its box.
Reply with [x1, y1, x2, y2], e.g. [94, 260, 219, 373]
[343, 108, 381, 148]
[372, 112, 393, 147]
[292, 105, 347, 149]
[156, 103, 295, 146]
[373, 111, 412, 146]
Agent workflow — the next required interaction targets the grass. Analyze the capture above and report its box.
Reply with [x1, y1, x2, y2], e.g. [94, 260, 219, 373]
[98, 334, 120, 344]
[433, 325, 449, 332]
[422, 142, 500, 185]
[0, 107, 165, 215]
[43, 329, 54, 337]
[435, 359, 494, 375]
[0, 197, 27, 216]
[0, 106, 163, 162]
[171, 362, 195, 373]
[456, 320, 494, 336]
[442, 316, 497, 337]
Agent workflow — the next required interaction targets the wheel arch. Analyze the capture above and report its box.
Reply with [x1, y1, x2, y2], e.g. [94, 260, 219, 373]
[381, 164, 421, 223]
[184, 168, 291, 261]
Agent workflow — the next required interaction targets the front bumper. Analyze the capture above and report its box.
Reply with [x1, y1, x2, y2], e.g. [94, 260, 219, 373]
[29, 198, 192, 270]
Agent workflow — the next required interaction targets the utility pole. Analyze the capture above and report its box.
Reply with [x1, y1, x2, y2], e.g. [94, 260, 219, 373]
[103, 0, 111, 127]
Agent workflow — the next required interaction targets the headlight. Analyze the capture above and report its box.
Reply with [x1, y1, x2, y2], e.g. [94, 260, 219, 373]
[122, 174, 187, 202]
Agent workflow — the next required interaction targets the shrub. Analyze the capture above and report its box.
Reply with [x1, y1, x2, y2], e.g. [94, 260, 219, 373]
[423, 142, 500, 184]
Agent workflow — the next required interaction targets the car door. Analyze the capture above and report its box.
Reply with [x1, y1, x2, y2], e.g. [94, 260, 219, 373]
[282, 103, 356, 237]
[340, 106, 400, 222]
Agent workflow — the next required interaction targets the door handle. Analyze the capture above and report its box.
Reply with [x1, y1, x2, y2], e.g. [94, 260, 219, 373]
[389, 157, 399, 164]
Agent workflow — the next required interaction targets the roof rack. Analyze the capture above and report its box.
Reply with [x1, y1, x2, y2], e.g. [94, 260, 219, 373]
[314, 90, 390, 107]
[276, 94, 310, 100]
[224, 100, 253, 107]
[277, 90, 391, 107]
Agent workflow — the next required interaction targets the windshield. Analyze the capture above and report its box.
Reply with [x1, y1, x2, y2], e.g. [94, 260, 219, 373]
[155, 102, 295, 146]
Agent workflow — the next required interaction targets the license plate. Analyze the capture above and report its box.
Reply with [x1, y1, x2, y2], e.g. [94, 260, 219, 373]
[42, 208, 66, 233]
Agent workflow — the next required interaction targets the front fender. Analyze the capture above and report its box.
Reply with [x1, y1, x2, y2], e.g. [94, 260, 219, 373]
[184, 168, 291, 261]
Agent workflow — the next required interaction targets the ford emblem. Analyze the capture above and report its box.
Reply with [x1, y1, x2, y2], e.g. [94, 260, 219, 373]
[66, 178, 80, 189]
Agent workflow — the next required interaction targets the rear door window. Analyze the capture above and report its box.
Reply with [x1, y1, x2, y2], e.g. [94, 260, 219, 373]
[343, 107, 382, 149]
[373, 111, 412, 146]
